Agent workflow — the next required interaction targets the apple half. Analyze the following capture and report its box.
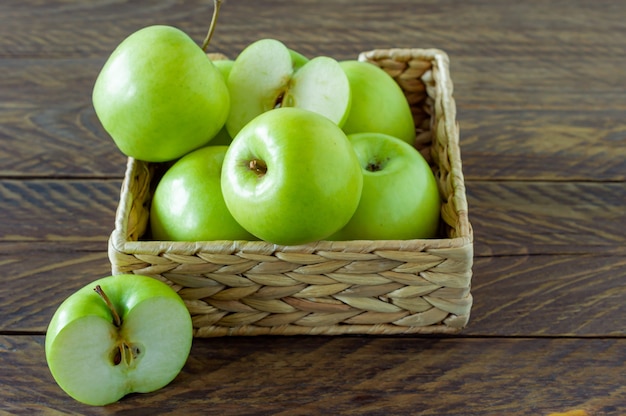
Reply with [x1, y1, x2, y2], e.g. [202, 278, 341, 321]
[225, 38, 351, 137]
[45, 274, 193, 406]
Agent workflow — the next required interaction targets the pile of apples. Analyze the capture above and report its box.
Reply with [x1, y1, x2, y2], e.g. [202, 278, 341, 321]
[92, 25, 441, 246]
[45, 5, 442, 407]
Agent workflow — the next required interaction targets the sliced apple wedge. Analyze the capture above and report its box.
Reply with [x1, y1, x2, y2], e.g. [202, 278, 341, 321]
[226, 38, 351, 137]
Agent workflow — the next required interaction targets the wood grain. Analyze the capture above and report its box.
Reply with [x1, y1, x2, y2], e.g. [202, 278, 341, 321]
[468, 254, 626, 337]
[1, 1, 625, 179]
[1, 335, 624, 415]
[1, 179, 622, 255]
[467, 181, 626, 256]
[0, 243, 111, 332]
[0, 59, 126, 178]
[0, 180, 120, 241]
[460, 110, 626, 182]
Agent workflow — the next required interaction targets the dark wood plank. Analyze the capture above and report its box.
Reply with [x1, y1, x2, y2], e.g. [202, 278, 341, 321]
[1, 1, 625, 179]
[0, 59, 127, 178]
[3, 63, 625, 182]
[460, 110, 626, 182]
[3, 246, 624, 337]
[467, 254, 626, 337]
[2, 179, 622, 256]
[2, 0, 625, 59]
[0, 179, 120, 242]
[468, 181, 626, 256]
[0, 243, 112, 333]
[1, 335, 624, 415]
[4, 59, 625, 180]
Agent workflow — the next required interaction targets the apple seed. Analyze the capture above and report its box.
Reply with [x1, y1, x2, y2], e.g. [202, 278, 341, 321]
[274, 91, 286, 109]
[111, 342, 142, 367]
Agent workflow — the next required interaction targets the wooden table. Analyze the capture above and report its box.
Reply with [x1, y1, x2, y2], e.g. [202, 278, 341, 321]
[2, 1, 625, 414]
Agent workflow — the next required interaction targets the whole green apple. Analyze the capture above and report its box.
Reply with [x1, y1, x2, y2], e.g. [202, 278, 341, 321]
[93, 25, 230, 162]
[340, 60, 416, 145]
[225, 39, 350, 137]
[45, 274, 193, 406]
[330, 132, 441, 240]
[221, 107, 363, 245]
[150, 145, 256, 241]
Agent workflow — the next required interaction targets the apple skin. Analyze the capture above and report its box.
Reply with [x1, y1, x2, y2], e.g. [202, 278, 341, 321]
[289, 48, 309, 71]
[329, 132, 441, 240]
[212, 58, 234, 80]
[150, 145, 256, 241]
[45, 274, 193, 406]
[93, 25, 230, 162]
[208, 59, 235, 146]
[208, 126, 233, 146]
[339, 60, 416, 145]
[221, 107, 363, 245]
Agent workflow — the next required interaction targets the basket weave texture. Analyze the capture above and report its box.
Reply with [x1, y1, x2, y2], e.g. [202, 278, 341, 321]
[108, 48, 473, 337]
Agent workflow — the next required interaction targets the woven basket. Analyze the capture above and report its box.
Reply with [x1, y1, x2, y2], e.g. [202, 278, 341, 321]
[108, 48, 473, 337]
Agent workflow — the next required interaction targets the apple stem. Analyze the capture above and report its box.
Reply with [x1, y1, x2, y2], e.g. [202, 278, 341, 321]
[201, 0, 223, 52]
[249, 159, 267, 176]
[94, 285, 122, 327]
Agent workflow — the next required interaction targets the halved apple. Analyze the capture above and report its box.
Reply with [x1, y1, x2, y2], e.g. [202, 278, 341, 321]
[45, 274, 193, 406]
[225, 38, 351, 137]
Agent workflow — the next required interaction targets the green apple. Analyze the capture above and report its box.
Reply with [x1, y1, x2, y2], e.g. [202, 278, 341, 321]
[45, 274, 193, 406]
[208, 58, 235, 146]
[212, 58, 234, 80]
[289, 48, 309, 71]
[93, 25, 230, 162]
[221, 107, 363, 245]
[150, 145, 256, 241]
[330, 132, 441, 240]
[208, 126, 233, 146]
[340, 60, 415, 145]
[225, 39, 351, 137]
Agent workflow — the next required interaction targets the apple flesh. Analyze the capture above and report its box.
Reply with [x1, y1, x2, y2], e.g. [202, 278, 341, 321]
[93, 25, 230, 162]
[340, 60, 416, 145]
[225, 38, 350, 137]
[150, 145, 256, 241]
[221, 107, 363, 245]
[45, 274, 193, 406]
[330, 132, 441, 240]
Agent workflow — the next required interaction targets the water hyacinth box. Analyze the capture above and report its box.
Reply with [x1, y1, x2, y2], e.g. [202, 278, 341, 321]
[108, 48, 474, 337]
